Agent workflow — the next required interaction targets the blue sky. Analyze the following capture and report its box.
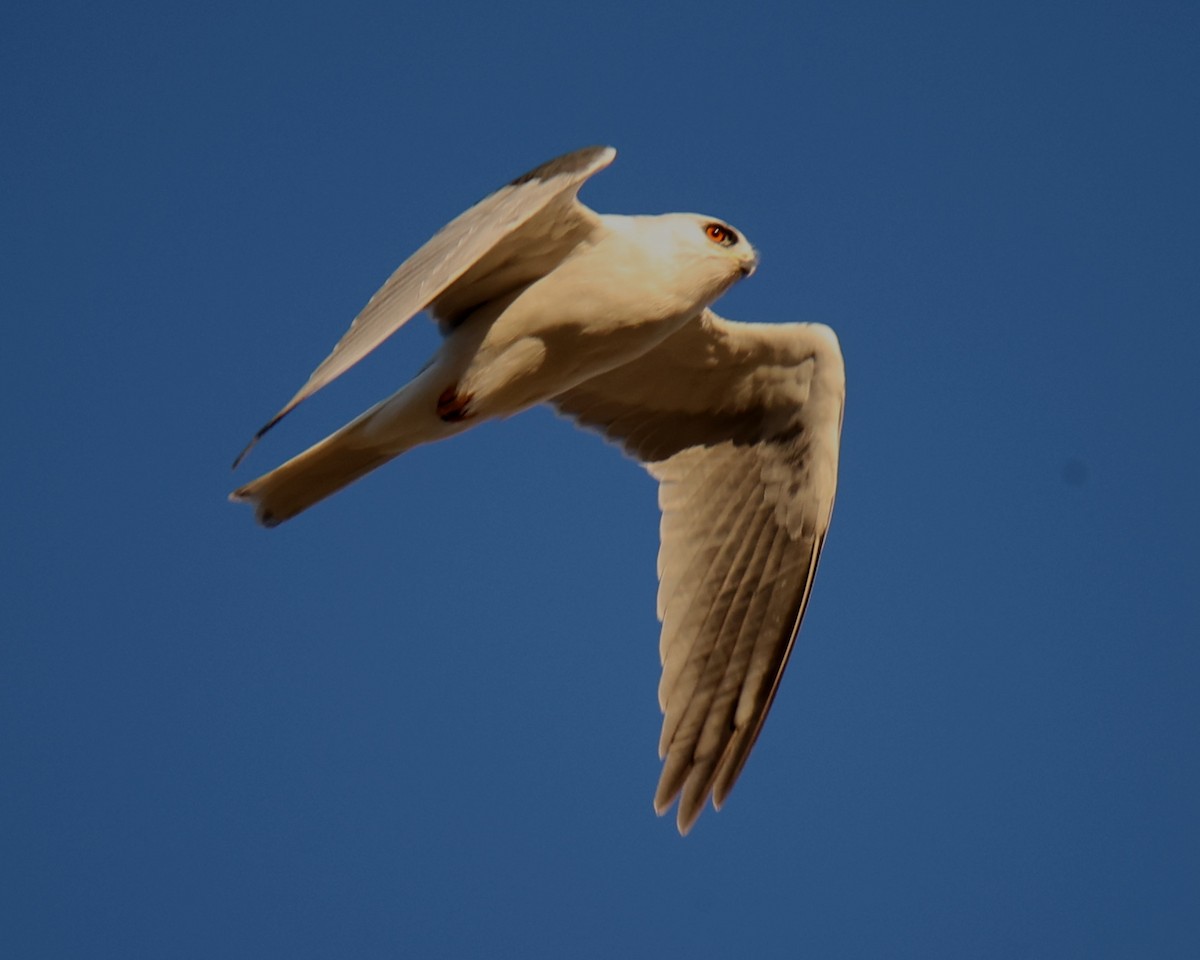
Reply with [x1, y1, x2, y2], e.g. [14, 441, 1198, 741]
[3, 1, 1198, 956]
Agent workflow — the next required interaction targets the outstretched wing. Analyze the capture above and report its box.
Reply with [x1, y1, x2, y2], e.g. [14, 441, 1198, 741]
[234, 145, 616, 466]
[551, 310, 845, 833]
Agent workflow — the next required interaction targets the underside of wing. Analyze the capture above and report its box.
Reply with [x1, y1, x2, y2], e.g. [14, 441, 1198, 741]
[551, 310, 846, 833]
[234, 145, 615, 466]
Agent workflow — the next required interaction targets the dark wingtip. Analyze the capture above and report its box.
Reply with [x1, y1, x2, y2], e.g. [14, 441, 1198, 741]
[231, 410, 289, 470]
[231, 437, 258, 471]
[509, 145, 615, 185]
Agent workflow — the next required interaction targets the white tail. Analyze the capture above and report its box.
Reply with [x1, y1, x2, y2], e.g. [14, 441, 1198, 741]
[230, 358, 474, 527]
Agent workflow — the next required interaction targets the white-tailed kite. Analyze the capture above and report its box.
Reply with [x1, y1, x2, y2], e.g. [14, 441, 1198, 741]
[231, 146, 845, 834]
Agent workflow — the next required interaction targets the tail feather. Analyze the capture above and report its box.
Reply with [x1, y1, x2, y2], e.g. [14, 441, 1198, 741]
[229, 424, 398, 527]
[232, 345, 480, 527]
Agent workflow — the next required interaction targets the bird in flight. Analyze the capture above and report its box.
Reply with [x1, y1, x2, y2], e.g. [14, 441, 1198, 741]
[231, 146, 845, 833]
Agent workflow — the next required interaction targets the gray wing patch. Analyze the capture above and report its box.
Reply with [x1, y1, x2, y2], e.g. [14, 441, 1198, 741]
[510, 145, 613, 185]
[234, 145, 616, 468]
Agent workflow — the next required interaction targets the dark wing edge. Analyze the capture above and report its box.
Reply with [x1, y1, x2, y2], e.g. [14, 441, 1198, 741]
[233, 145, 616, 468]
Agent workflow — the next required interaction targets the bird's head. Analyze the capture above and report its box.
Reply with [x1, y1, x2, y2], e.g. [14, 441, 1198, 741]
[661, 213, 758, 299]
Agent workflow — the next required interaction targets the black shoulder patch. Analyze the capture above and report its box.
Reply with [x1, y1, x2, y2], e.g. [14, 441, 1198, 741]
[510, 145, 612, 185]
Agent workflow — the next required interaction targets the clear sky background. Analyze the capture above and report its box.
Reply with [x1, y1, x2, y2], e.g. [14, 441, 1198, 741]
[3, 2, 1198, 957]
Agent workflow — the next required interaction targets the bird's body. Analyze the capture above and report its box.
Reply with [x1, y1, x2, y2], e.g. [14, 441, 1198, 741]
[231, 146, 845, 833]
[442, 213, 756, 415]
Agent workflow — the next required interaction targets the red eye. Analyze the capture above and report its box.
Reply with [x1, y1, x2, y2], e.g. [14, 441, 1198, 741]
[704, 222, 737, 246]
